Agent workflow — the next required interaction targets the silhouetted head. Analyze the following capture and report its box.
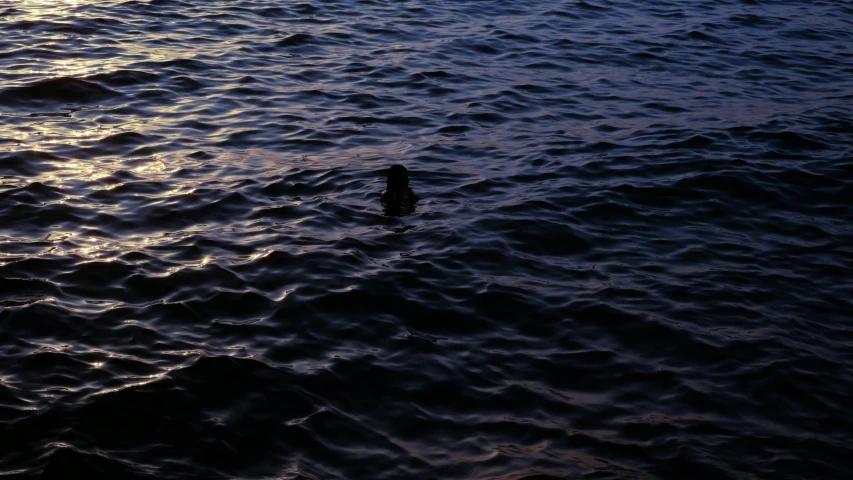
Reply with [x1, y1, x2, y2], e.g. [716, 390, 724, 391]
[387, 164, 409, 191]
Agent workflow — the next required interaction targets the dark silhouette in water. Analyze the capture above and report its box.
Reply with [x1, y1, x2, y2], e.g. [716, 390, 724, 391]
[381, 164, 418, 215]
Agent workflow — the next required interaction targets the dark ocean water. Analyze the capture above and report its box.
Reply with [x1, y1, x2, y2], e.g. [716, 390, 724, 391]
[1, 0, 852, 479]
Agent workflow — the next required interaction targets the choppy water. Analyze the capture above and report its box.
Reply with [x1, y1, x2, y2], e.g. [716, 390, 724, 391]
[2, 0, 852, 478]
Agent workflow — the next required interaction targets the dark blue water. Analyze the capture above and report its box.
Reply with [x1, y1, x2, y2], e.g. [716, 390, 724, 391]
[2, 1, 852, 478]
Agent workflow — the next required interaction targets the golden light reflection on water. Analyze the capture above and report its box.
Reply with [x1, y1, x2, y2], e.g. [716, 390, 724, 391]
[15, 0, 97, 76]
[27, 57, 105, 79]
[77, 237, 117, 260]
[2, 0, 204, 162]
[17, 0, 84, 15]
[47, 159, 112, 182]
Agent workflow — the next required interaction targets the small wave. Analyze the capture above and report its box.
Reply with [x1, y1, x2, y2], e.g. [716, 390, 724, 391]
[276, 33, 315, 47]
[0, 151, 60, 176]
[97, 132, 149, 145]
[0, 182, 65, 204]
[0, 277, 58, 307]
[86, 70, 160, 87]
[0, 77, 120, 107]
[40, 446, 154, 480]
[747, 130, 830, 150]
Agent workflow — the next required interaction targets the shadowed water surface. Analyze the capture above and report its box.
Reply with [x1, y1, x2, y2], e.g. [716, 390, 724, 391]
[1, 1, 852, 479]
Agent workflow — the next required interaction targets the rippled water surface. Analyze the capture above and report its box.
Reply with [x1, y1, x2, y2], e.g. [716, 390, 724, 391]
[2, 1, 853, 478]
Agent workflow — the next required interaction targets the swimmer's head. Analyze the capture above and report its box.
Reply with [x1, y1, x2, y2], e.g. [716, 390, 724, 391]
[387, 164, 409, 191]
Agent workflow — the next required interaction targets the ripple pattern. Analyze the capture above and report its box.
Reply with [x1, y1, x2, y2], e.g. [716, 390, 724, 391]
[1, 1, 853, 479]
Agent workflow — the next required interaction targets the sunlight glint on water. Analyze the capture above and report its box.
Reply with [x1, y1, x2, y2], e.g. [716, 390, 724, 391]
[1, 1, 852, 479]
